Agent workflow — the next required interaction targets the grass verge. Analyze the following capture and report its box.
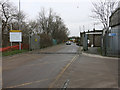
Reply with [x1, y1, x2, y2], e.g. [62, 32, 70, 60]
[2, 49, 28, 56]
[97, 47, 102, 55]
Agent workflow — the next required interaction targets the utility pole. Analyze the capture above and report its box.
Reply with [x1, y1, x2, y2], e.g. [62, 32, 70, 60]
[94, 23, 95, 30]
[83, 25, 85, 32]
[10, 24, 12, 47]
[79, 26, 81, 37]
[79, 26, 81, 53]
[18, 0, 21, 50]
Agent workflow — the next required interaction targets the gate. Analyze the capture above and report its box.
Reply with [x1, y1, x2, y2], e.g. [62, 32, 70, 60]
[30, 35, 40, 50]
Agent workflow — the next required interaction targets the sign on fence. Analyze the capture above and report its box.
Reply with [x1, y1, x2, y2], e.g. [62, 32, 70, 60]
[108, 33, 117, 36]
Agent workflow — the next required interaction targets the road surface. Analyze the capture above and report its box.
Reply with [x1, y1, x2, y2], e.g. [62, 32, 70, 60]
[54, 53, 118, 88]
[3, 43, 79, 88]
[2, 43, 118, 88]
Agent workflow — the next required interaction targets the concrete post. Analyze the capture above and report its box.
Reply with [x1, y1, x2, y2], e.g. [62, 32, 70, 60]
[83, 32, 88, 51]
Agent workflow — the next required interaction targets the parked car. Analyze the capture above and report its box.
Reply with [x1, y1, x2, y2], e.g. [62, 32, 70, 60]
[66, 41, 71, 45]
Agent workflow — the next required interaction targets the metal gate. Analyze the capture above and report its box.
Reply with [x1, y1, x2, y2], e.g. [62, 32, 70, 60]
[30, 35, 40, 50]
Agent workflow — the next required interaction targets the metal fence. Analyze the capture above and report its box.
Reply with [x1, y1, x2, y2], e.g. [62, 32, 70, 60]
[102, 25, 120, 57]
[102, 6, 120, 57]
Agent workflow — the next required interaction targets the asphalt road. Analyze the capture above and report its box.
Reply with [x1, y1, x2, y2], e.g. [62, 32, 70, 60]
[54, 54, 118, 88]
[2, 43, 118, 88]
[3, 43, 79, 88]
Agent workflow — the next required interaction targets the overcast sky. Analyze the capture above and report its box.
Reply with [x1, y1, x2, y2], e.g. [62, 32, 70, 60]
[10, 0, 103, 37]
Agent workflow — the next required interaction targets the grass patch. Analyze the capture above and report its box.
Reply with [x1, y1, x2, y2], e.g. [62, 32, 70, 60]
[2, 49, 28, 56]
[97, 47, 102, 55]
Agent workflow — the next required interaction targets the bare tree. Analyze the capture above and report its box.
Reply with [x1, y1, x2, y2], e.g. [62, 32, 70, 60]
[47, 8, 56, 35]
[51, 15, 69, 43]
[11, 11, 26, 30]
[28, 20, 39, 35]
[37, 8, 47, 34]
[0, 0, 17, 33]
[91, 0, 117, 29]
[0, 0, 18, 47]
[37, 8, 69, 45]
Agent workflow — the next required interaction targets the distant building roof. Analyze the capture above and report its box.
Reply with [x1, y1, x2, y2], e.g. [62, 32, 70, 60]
[86, 32, 102, 35]
[80, 29, 103, 35]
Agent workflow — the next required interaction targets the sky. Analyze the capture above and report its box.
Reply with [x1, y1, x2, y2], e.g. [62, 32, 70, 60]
[9, 0, 104, 37]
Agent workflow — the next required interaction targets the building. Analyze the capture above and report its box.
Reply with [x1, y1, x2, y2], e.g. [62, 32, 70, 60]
[80, 29, 103, 47]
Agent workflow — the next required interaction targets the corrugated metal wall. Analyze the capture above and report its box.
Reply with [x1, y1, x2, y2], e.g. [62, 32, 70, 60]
[105, 6, 120, 57]
[103, 25, 120, 57]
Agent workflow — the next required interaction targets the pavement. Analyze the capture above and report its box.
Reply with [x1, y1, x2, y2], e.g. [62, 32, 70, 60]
[2, 43, 119, 89]
[81, 46, 119, 60]
[83, 47, 101, 55]
[54, 53, 118, 88]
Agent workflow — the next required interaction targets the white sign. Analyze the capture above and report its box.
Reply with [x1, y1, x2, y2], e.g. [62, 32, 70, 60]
[10, 32, 22, 42]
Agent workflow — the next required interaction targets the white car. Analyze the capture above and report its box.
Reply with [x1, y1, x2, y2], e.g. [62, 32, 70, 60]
[66, 41, 71, 45]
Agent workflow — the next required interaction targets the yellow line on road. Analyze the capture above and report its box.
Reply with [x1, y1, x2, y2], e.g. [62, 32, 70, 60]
[48, 55, 79, 89]
[6, 79, 49, 88]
